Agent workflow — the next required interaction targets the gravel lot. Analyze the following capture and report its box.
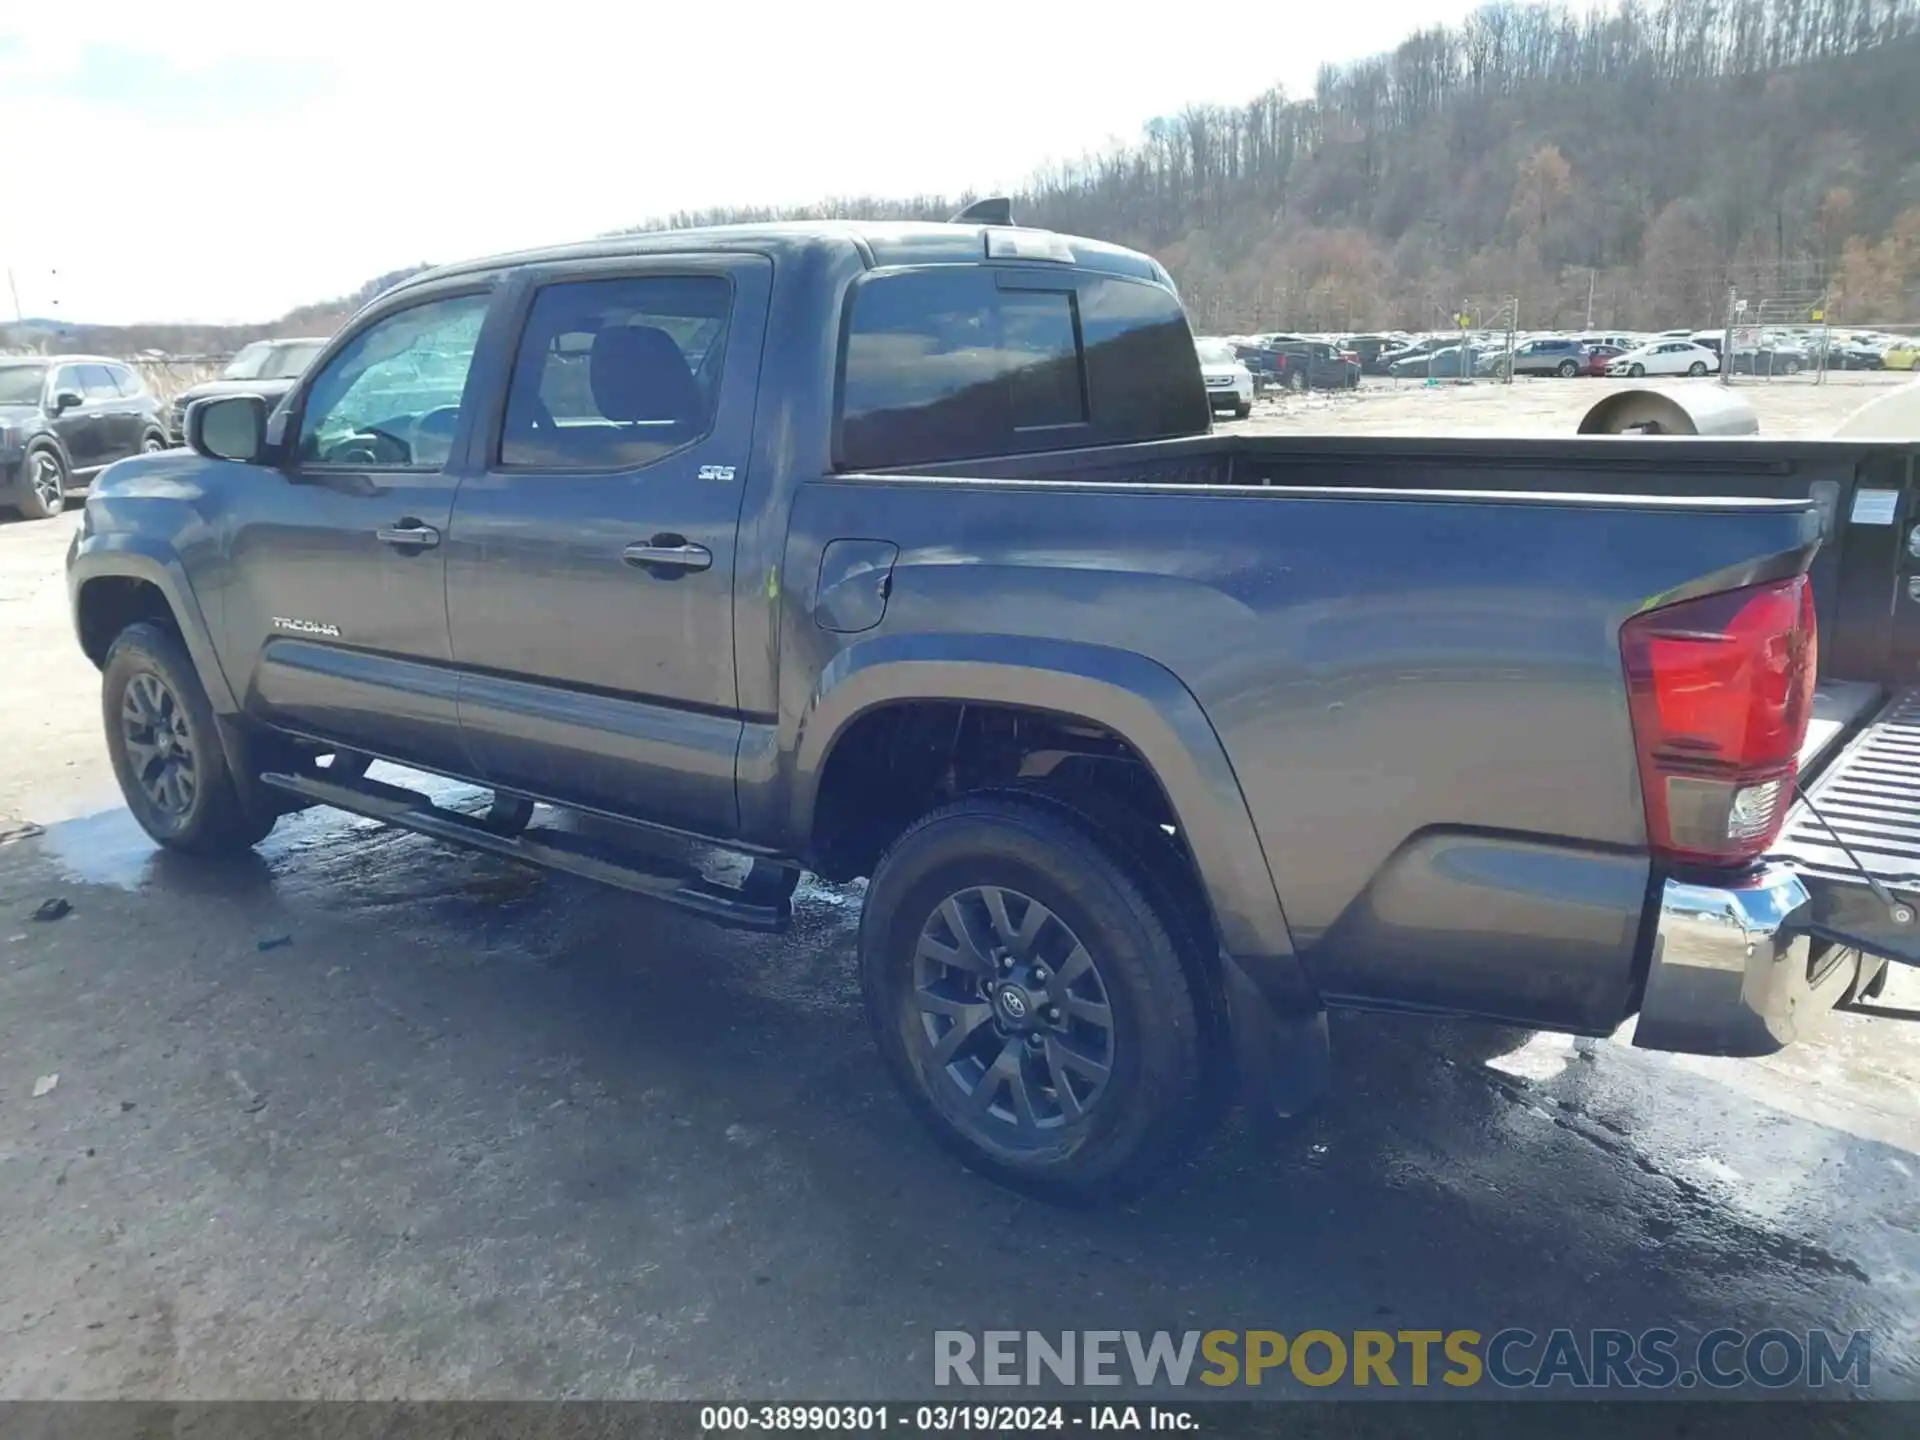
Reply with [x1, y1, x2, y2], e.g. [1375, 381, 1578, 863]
[2, 381, 1917, 1406]
[1235, 371, 1912, 438]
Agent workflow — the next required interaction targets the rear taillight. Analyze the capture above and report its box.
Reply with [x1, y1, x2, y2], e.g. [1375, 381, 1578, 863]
[1619, 576, 1817, 867]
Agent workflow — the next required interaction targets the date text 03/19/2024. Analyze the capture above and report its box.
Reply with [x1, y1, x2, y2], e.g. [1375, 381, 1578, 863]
[698, 1406, 1191, 1432]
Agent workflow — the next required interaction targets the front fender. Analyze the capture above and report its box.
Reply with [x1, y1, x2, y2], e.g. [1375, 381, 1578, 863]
[68, 530, 237, 714]
[792, 631, 1295, 964]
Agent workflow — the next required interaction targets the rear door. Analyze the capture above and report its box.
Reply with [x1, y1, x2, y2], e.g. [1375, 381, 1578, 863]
[444, 254, 772, 837]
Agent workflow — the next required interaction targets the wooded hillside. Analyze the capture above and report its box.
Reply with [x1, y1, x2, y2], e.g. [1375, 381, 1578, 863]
[640, 0, 1920, 333]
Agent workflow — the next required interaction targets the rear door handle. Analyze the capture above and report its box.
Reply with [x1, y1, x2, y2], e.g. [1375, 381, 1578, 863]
[377, 523, 441, 550]
[623, 540, 712, 573]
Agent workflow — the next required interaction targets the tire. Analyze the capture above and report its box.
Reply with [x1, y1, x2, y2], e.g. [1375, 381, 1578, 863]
[1556, 360, 1579, 378]
[1629, 363, 1646, 378]
[860, 796, 1211, 1205]
[1233, 403, 1252, 420]
[1288, 372, 1306, 393]
[103, 622, 277, 855]
[141, 432, 167, 454]
[1687, 361, 1707, 377]
[19, 447, 67, 520]
[1782, 358, 1802, 376]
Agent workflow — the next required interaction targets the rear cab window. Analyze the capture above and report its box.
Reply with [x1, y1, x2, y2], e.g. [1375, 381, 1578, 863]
[835, 265, 1207, 471]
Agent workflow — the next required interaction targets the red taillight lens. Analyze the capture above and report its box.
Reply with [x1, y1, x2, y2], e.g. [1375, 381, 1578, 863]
[1619, 576, 1817, 866]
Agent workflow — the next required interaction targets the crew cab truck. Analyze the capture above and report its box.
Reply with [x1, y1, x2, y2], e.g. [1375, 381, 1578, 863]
[68, 214, 1920, 1203]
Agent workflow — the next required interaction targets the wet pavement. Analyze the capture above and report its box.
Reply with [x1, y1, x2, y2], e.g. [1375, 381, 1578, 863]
[3, 511, 1918, 1403]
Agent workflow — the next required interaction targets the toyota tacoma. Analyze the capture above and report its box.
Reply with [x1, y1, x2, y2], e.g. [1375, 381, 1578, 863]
[67, 210, 1920, 1202]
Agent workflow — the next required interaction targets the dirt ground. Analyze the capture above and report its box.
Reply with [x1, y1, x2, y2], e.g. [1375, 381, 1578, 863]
[2, 390, 1918, 1407]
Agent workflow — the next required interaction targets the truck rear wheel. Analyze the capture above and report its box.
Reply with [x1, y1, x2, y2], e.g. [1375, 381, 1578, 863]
[103, 622, 277, 856]
[859, 796, 1210, 1205]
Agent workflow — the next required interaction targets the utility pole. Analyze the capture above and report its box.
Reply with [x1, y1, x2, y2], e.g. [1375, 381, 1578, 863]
[5, 268, 20, 323]
[1585, 269, 1596, 329]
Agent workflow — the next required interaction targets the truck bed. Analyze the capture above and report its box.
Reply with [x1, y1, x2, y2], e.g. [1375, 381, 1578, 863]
[906, 432, 1920, 694]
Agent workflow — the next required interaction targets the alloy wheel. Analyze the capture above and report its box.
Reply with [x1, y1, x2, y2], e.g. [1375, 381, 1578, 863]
[121, 671, 198, 820]
[29, 453, 63, 514]
[910, 885, 1116, 1140]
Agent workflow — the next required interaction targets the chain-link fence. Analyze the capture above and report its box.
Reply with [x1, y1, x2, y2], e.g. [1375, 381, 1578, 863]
[1718, 287, 1833, 385]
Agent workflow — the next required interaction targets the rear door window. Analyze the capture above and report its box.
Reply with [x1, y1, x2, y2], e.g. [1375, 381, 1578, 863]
[837, 266, 1206, 470]
[499, 274, 732, 472]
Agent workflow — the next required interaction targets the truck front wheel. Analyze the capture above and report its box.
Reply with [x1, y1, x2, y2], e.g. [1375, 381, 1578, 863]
[859, 797, 1211, 1205]
[103, 622, 277, 855]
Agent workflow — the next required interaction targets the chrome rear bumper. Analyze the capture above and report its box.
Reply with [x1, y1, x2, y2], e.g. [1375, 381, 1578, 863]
[1630, 865, 1862, 1056]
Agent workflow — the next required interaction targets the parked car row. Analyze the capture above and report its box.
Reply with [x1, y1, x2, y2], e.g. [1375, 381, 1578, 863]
[1241, 323, 1920, 382]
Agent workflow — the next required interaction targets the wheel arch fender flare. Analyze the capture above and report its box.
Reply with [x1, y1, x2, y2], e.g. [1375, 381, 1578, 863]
[70, 538, 238, 714]
[792, 631, 1296, 965]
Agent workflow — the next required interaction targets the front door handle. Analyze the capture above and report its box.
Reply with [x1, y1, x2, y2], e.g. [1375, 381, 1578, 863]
[623, 539, 712, 573]
[377, 522, 441, 550]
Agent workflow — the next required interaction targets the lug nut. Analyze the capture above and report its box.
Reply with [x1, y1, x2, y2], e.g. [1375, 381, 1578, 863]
[1026, 1034, 1045, 1051]
[1032, 967, 1050, 984]
[1045, 1006, 1062, 1023]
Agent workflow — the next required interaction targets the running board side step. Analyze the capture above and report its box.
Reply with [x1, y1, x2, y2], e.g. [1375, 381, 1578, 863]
[258, 770, 791, 932]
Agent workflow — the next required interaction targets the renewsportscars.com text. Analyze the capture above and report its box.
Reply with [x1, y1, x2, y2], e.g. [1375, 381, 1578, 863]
[933, 1328, 1870, 1391]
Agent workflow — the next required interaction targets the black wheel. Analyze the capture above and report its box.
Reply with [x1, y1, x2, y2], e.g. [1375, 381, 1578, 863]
[1629, 363, 1646, 378]
[860, 797, 1211, 1205]
[141, 432, 167, 454]
[20, 447, 66, 520]
[103, 623, 276, 854]
[1233, 403, 1252, 420]
[1557, 360, 1579, 378]
[1782, 358, 1802, 375]
[478, 793, 535, 836]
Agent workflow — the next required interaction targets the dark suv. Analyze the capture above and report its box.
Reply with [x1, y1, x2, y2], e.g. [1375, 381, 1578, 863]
[167, 337, 330, 445]
[0, 356, 170, 520]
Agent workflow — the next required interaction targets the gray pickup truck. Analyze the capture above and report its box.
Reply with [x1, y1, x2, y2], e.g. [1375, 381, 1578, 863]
[67, 213, 1920, 1202]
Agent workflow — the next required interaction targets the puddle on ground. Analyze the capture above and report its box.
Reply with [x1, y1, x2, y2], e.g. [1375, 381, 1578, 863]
[34, 763, 492, 894]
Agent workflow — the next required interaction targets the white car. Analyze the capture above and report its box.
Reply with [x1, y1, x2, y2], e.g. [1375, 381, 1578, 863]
[1195, 337, 1254, 419]
[1606, 340, 1721, 378]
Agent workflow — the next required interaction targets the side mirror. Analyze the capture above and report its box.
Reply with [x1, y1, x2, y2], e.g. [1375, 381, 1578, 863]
[51, 390, 83, 415]
[188, 394, 268, 462]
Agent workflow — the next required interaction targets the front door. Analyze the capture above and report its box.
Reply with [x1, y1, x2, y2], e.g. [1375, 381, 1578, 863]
[47, 363, 106, 472]
[222, 286, 498, 771]
[444, 255, 772, 838]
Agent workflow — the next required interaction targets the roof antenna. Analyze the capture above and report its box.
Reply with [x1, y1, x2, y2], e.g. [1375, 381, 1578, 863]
[950, 197, 1014, 227]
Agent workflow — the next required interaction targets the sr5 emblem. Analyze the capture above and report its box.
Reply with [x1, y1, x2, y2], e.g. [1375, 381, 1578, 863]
[697, 464, 736, 482]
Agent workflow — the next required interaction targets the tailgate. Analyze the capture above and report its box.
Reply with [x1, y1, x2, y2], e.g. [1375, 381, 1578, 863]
[1772, 685, 1920, 968]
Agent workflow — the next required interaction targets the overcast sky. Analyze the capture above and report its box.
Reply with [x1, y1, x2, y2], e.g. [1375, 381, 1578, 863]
[1, 0, 1516, 325]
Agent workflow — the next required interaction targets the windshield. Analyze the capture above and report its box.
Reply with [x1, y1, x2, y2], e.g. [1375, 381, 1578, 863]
[0, 365, 47, 406]
[221, 342, 274, 380]
[1194, 339, 1236, 366]
[261, 341, 326, 379]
